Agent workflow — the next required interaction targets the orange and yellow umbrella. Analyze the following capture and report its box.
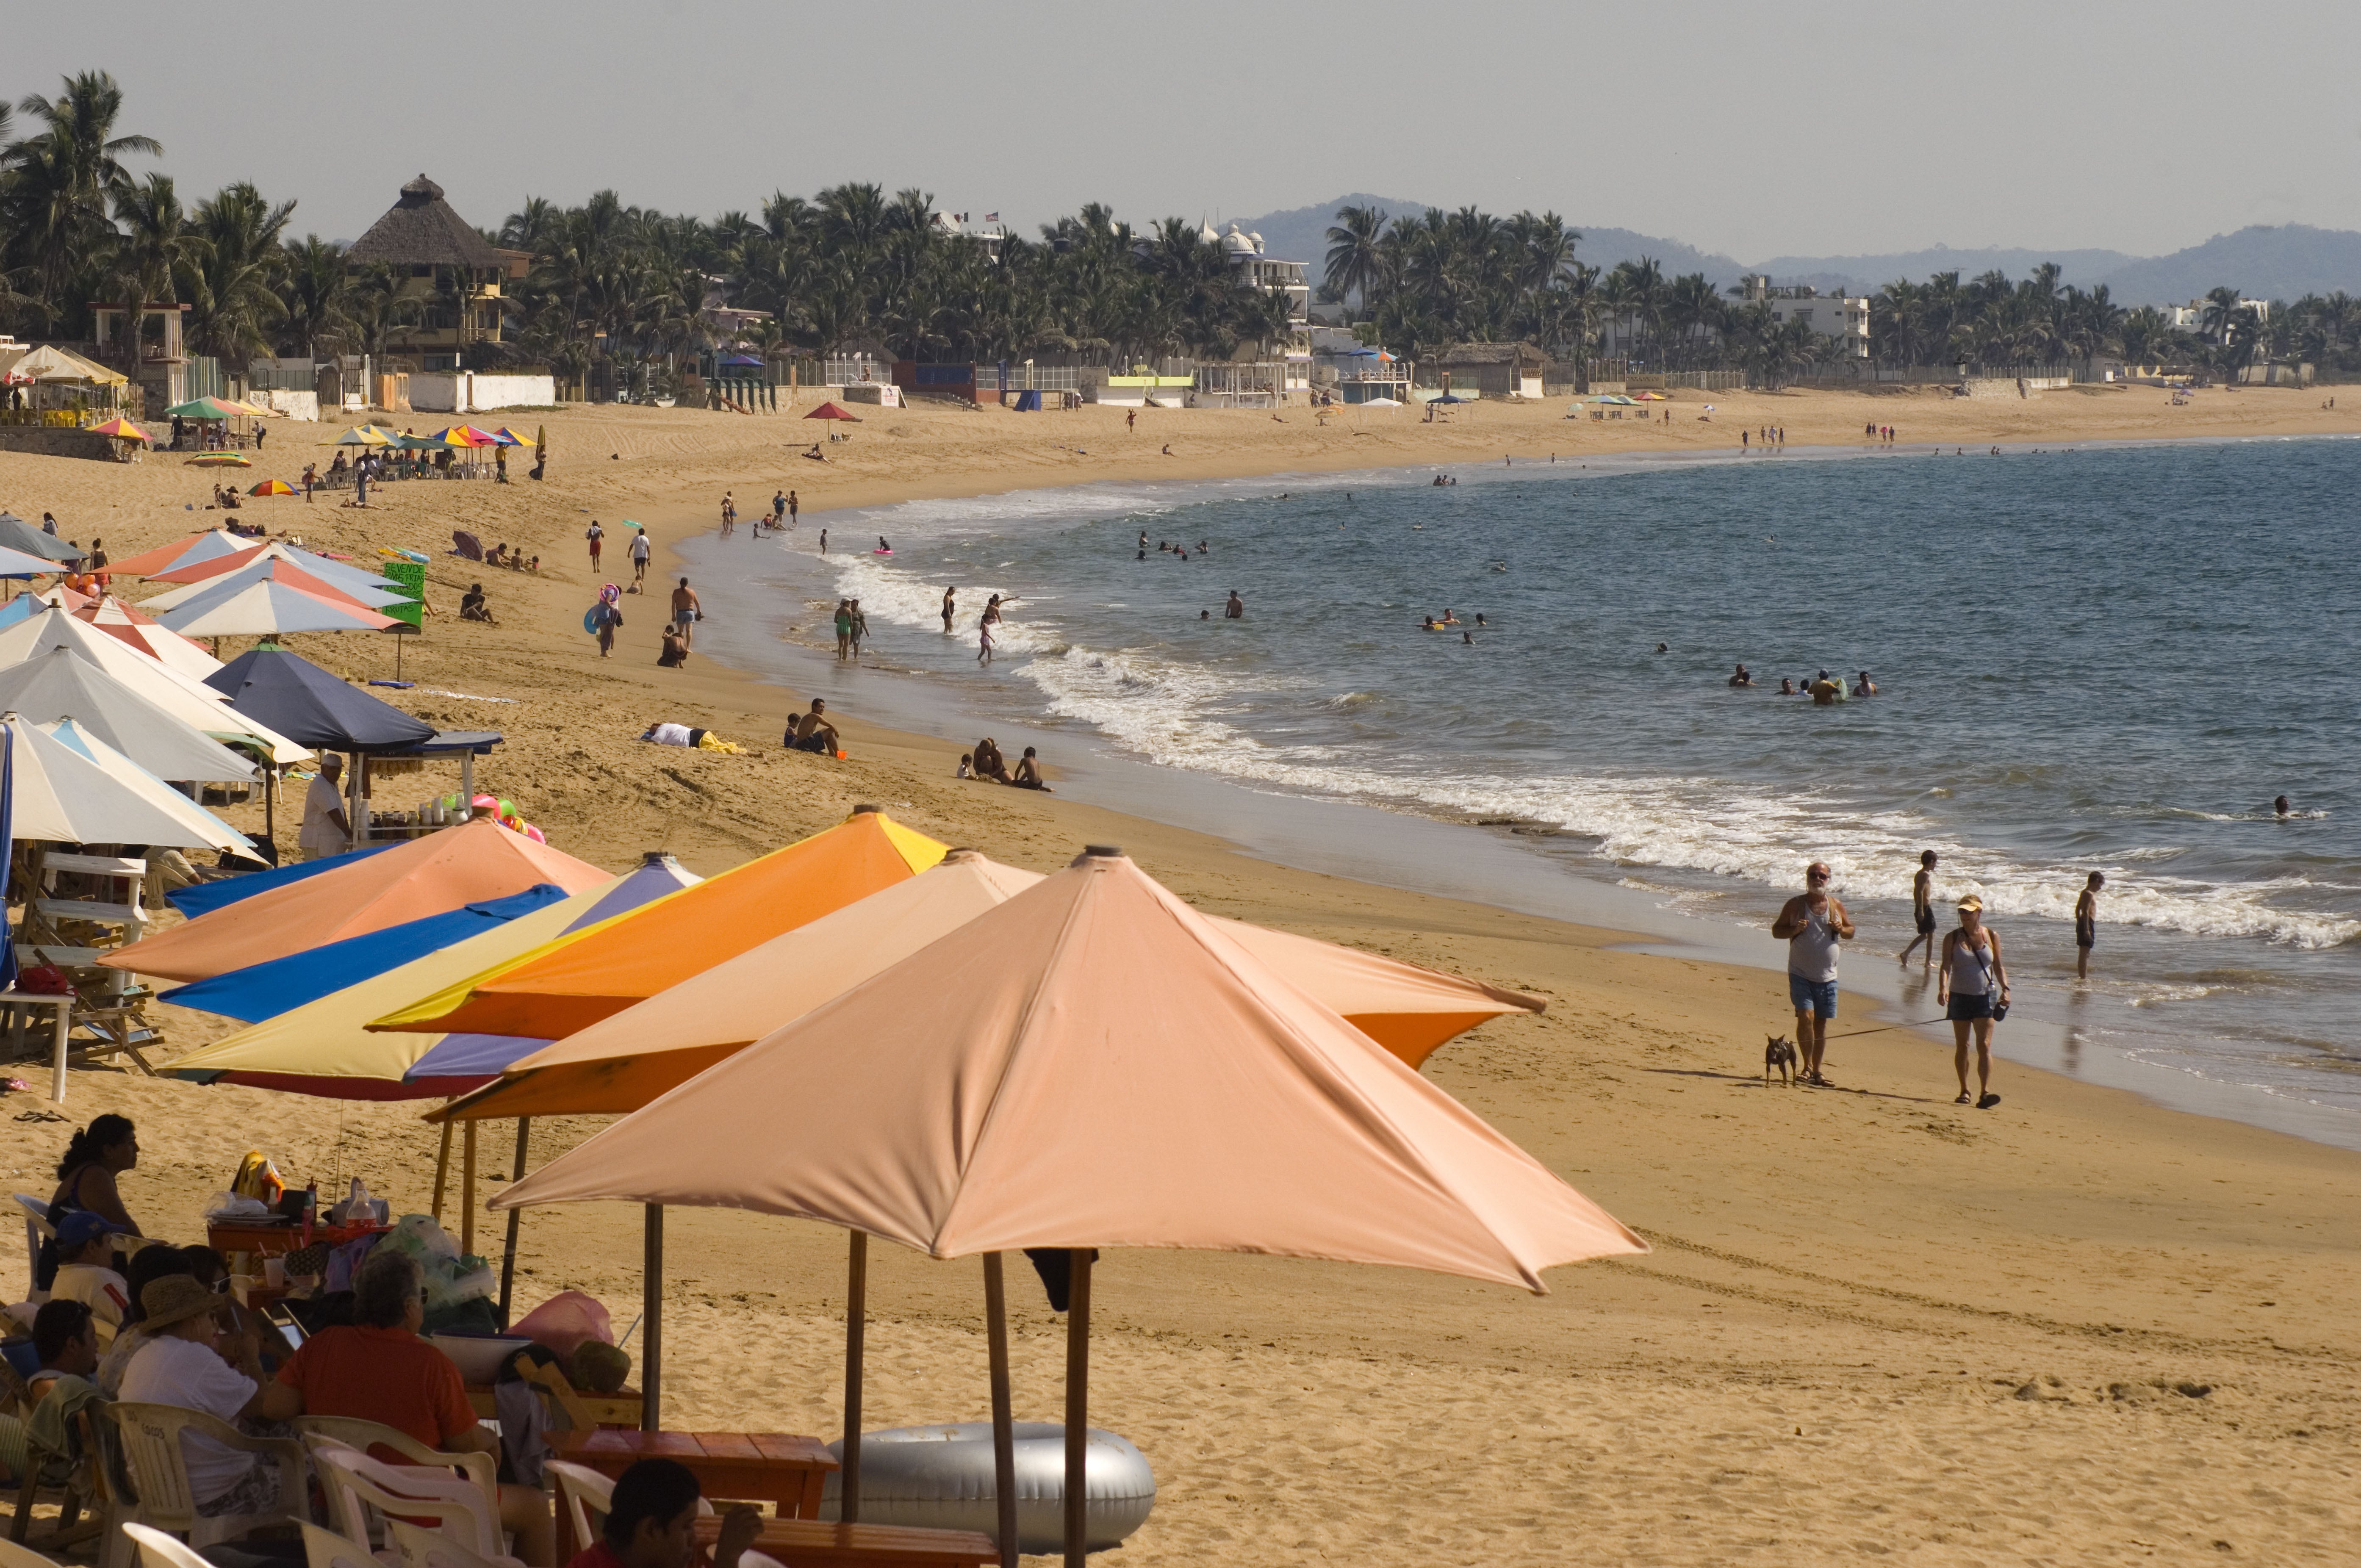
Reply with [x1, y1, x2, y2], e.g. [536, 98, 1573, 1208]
[89, 417, 151, 443]
[247, 479, 297, 497]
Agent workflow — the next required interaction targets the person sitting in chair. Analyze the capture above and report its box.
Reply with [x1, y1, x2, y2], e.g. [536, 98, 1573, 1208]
[563, 1458, 761, 1568]
[117, 1275, 303, 1518]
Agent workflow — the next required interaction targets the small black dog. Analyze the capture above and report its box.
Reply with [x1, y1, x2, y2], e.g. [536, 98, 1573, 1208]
[1764, 1034, 1798, 1086]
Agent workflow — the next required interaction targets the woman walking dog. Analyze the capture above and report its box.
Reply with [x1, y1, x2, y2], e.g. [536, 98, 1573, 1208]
[1937, 894, 2009, 1109]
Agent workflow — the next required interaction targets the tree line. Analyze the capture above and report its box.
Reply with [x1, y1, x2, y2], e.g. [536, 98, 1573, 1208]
[5, 75, 2356, 385]
[1323, 203, 2361, 380]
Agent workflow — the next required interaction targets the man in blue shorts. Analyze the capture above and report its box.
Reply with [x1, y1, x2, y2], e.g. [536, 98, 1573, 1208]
[1771, 860, 1854, 1086]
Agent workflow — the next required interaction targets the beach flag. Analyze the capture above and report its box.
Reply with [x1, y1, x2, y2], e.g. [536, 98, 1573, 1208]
[984, 212, 998, 223]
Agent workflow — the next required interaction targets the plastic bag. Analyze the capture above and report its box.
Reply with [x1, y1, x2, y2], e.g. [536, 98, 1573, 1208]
[204, 1192, 269, 1222]
[383, 1213, 496, 1308]
[508, 1290, 614, 1360]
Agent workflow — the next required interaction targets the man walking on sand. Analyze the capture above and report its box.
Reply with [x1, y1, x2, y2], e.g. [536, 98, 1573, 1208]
[587, 520, 603, 571]
[1900, 850, 1939, 971]
[2074, 871, 2103, 979]
[629, 526, 650, 588]
[670, 578, 701, 646]
[1772, 861, 1853, 1086]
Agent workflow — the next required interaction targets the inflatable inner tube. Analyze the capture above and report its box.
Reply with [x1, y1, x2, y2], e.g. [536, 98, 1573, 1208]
[820, 1422, 1154, 1554]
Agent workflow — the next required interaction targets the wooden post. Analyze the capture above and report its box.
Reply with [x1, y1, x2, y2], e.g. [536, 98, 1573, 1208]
[498, 1117, 530, 1323]
[841, 1231, 867, 1523]
[1064, 1248, 1092, 1568]
[430, 1119, 452, 1222]
[459, 1119, 476, 1257]
[641, 1204, 663, 1432]
[984, 1253, 1018, 1568]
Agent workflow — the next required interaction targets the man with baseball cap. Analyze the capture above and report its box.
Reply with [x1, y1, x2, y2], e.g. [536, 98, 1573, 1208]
[118, 1274, 303, 1515]
[46, 1210, 129, 1341]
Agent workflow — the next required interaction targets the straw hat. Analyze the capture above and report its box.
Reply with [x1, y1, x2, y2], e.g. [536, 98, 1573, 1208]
[1955, 895, 1984, 914]
[139, 1274, 223, 1331]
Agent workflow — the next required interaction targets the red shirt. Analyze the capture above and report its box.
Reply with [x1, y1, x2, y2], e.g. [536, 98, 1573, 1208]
[275, 1324, 477, 1451]
[567, 1542, 628, 1568]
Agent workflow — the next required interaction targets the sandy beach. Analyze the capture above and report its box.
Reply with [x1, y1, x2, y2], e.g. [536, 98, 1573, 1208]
[1, 385, 2356, 1565]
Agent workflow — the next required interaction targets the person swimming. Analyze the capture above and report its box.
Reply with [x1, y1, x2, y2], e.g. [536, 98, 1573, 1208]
[1777, 678, 1797, 695]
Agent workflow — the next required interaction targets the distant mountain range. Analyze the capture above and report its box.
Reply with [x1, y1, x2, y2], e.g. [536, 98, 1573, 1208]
[1229, 194, 2361, 306]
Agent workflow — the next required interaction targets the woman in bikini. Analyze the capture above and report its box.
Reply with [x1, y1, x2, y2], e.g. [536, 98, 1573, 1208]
[1937, 895, 2009, 1109]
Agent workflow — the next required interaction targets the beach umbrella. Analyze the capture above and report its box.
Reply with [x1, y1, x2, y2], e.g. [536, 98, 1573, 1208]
[154, 579, 400, 637]
[161, 884, 574, 1025]
[76, 597, 224, 682]
[493, 847, 1643, 1567]
[489, 427, 535, 446]
[0, 516, 83, 565]
[247, 479, 297, 497]
[164, 396, 246, 420]
[184, 453, 252, 468]
[205, 643, 434, 755]
[370, 805, 948, 1041]
[0, 545, 76, 579]
[436, 849, 1544, 1125]
[0, 646, 258, 783]
[89, 417, 150, 444]
[147, 540, 401, 596]
[330, 425, 394, 446]
[161, 856, 701, 1094]
[0, 589, 87, 632]
[167, 842, 399, 919]
[1, 716, 255, 856]
[804, 401, 862, 421]
[106, 529, 252, 578]
[103, 816, 608, 984]
[141, 557, 407, 615]
[0, 606, 307, 763]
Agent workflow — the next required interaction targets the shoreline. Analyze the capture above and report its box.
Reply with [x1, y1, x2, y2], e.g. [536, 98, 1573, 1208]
[4, 389, 2356, 1564]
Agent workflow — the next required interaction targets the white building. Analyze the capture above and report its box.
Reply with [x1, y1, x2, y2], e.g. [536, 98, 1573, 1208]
[2166, 298, 2270, 338]
[1736, 277, 1871, 358]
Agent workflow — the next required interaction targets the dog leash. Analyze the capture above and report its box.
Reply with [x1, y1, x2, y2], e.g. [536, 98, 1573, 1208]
[1823, 1016, 1949, 1041]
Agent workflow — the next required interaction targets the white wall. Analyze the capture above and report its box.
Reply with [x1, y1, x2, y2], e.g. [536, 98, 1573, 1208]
[407, 373, 556, 413]
[249, 389, 320, 421]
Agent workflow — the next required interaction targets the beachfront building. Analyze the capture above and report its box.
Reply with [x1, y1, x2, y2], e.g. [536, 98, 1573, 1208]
[1427, 342, 1553, 399]
[344, 175, 511, 372]
[1734, 277, 1872, 358]
[1309, 326, 1411, 403]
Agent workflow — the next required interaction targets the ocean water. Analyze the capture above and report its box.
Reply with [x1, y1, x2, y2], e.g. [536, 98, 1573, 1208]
[684, 436, 2361, 1140]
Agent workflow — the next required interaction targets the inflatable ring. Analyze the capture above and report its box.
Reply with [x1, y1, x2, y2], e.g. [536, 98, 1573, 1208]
[820, 1423, 1154, 1553]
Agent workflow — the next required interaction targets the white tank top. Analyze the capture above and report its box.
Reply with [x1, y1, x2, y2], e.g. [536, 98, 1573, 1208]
[1951, 933, 1995, 993]
[1788, 905, 1841, 982]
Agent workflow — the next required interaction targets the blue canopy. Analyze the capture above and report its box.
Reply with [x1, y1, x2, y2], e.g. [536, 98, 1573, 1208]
[160, 883, 570, 1023]
[167, 842, 399, 919]
[208, 646, 436, 752]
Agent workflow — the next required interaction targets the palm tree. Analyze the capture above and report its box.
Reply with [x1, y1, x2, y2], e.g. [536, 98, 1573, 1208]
[1322, 204, 1388, 314]
[188, 181, 294, 361]
[4, 71, 161, 328]
[279, 236, 355, 357]
[107, 174, 208, 327]
[2200, 285, 2245, 345]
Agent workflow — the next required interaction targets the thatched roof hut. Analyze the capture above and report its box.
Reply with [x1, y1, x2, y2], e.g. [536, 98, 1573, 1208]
[346, 175, 503, 271]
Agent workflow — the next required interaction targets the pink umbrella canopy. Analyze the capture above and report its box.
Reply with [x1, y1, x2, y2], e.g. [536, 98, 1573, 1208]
[497, 847, 1639, 1288]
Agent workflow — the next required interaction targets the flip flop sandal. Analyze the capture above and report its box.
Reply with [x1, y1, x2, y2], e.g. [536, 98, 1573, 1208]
[1977, 1093, 2001, 1110]
[1955, 1092, 1973, 1104]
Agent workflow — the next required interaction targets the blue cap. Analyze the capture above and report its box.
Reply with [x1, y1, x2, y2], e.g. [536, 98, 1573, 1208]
[54, 1210, 116, 1252]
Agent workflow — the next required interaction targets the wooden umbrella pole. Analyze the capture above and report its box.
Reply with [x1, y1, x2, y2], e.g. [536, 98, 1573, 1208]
[430, 1119, 452, 1222]
[497, 1117, 530, 1323]
[983, 1253, 1018, 1568]
[1064, 1248, 1092, 1568]
[641, 1203, 664, 1432]
[841, 1231, 868, 1523]
[459, 1119, 477, 1257]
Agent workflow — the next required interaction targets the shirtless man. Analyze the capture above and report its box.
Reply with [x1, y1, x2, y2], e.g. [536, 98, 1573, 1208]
[1771, 861, 1854, 1086]
[2074, 871, 2103, 979]
[1224, 590, 1244, 620]
[670, 578, 702, 645]
[791, 698, 840, 754]
[1728, 663, 1754, 687]
[1899, 850, 1939, 971]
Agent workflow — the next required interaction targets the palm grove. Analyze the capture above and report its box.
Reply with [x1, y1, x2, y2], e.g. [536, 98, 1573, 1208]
[4, 74, 2355, 387]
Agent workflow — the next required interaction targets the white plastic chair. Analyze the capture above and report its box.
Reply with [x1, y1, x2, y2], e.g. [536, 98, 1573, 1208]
[386, 1516, 524, 1568]
[302, 1521, 385, 1568]
[544, 1458, 612, 1560]
[108, 1402, 303, 1550]
[294, 1417, 499, 1529]
[308, 1438, 505, 1560]
[0, 1526, 80, 1568]
[122, 1522, 237, 1568]
[10, 1197, 53, 1304]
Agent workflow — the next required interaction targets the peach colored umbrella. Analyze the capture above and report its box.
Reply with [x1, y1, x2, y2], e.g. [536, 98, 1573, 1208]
[104, 817, 609, 982]
[371, 805, 948, 1041]
[432, 850, 1542, 1124]
[494, 846, 1640, 1566]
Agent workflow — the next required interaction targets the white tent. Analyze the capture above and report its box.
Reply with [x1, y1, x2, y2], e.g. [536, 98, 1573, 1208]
[0, 647, 259, 782]
[0, 607, 308, 764]
[3, 716, 255, 856]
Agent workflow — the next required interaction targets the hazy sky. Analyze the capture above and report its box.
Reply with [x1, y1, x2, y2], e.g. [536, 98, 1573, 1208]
[13, 2, 2361, 261]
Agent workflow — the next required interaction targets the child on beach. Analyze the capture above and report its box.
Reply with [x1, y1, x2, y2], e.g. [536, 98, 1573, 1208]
[1900, 850, 1938, 971]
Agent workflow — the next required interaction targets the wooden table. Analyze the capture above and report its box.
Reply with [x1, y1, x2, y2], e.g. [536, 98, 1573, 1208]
[205, 1220, 388, 1258]
[691, 1514, 997, 1568]
[553, 1430, 838, 1559]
